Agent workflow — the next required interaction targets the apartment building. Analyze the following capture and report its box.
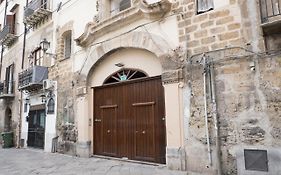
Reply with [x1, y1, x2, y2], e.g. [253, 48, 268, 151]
[0, 0, 280, 174]
[0, 0, 26, 147]
[0, 0, 95, 152]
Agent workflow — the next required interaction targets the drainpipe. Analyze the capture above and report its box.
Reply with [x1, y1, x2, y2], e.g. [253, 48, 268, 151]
[17, 0, 29, 148]
[0, 0, 8, 79]
[203, 55, 212, 166]
[210, 61, 222, 175]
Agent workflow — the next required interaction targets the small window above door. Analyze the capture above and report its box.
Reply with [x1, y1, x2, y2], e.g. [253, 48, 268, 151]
[110, 0, 131, 15]
[104, 68, 147, 84]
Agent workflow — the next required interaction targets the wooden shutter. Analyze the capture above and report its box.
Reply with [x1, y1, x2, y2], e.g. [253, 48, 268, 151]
[197, 0, 214, 13]
[5, 64, 14, 82]
[5, 64, 13, 93]
[6, 15, 16, 34]
[5, 66, 10, 82]
[64, 32, 72, 59]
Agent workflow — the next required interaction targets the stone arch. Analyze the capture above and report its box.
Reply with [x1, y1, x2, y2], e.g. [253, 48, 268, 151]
[80, 31, 183, 82]
[87, 47, 162, 87]
[4, 107, 12, 132]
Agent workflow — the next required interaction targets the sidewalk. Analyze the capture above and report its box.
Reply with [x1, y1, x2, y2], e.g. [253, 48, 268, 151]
[0, 148, 188, 175]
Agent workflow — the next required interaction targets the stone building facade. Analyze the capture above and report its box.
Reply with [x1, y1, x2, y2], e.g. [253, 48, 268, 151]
[175, 0, 281, 174]
[0, 0, 280, 174]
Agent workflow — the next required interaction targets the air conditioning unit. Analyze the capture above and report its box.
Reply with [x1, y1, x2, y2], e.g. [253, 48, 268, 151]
[43, 79, 54, 90]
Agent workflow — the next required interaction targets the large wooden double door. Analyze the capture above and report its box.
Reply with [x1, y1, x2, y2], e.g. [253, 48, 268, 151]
[94, 76, 166, 163]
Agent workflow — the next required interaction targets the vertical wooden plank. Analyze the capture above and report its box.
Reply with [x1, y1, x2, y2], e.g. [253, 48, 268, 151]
[6, 15, 15, 34]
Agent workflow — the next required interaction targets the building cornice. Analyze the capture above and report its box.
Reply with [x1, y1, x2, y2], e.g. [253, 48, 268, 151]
[75, 0, 172, 47]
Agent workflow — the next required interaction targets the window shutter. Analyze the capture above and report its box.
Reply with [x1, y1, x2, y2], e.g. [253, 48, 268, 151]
[5, 64, 13, 94]
[64, 33, 72, 59]
[8, 64, 14, 94]
[119, 0, 131, 11]
[5, 66, 9, 82]
[197, 0, 214, 13]
[6, 15, 16, 34]
[10, 64, 14, 82]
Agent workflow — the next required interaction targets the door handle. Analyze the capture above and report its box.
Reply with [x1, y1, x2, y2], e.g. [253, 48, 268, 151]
[94, 119, 102, 122]
[107, 130, 110, 133]
[142, 130, 146, 134]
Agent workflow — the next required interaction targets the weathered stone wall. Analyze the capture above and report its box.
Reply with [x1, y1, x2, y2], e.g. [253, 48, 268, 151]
[175, 0, 265, 56]
[264, 33, 281, 51]
[175, 0, 281, 174]
[49, 21, 77, 155]
[185, 50, 281, 174]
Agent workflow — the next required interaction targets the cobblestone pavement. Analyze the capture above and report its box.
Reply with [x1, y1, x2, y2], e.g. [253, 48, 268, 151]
[0, 148, 188, 175]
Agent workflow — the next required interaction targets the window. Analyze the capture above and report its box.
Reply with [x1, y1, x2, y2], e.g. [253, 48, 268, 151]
[31, 47, 44, 66]
[24, 103, 28, 112]
[41, 0, 48, 9]
[119, 0, 131, 11]
[110, 0, 131, 15]
[6, 14, 16, 34]
[64, 31, 72, 59]
[47, 98, 55, 114]
[5, 64, 14, 94]
[104, 69, 147, 84]
[197, 0, 214, 14]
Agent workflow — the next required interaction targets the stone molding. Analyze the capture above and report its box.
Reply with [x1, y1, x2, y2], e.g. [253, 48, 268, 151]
[76, 86, 87, 97]
[162, 69, 183, 84]
[75, 0, 171, 47]
[80, 31, 180, 79]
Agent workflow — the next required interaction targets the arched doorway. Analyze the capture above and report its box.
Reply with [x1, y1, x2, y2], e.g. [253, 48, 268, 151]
[93, 70, 166, 163]
[4, 108, 12, 132]
[90, 49, 166, 163]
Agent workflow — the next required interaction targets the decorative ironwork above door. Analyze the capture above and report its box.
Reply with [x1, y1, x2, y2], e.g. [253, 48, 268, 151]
[104, 69, 147, 84]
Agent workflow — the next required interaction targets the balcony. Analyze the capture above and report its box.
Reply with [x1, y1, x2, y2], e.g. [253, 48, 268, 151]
[18, 66, 48, 91]
[23, 0, 51, 27]
[260, 0, 281, 33]
[0, 25, 18, 46]
[0, 80, 15, 99]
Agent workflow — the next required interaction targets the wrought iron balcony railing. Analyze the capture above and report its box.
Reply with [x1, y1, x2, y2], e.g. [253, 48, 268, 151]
[18, 66, 48, 91]
[0, 80, 15, 98]
[24, 0, 51, 26]
[0, 24, 18, 46]
[260, 0, 281, 23]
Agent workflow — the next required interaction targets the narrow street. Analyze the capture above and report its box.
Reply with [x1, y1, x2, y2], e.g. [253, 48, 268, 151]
[0, 148, 188, 175]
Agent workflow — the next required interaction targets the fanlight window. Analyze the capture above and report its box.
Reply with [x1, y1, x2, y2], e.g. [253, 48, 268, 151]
[104, 69, 147, 84]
